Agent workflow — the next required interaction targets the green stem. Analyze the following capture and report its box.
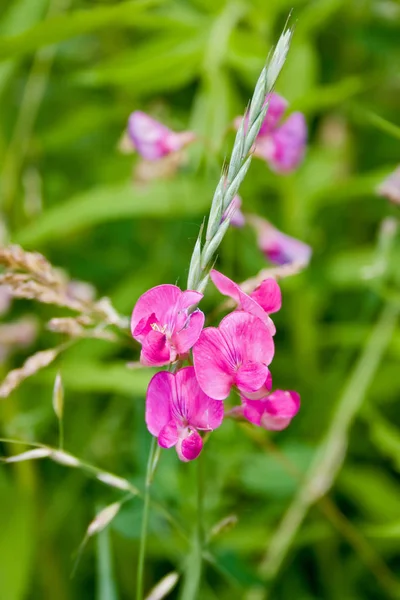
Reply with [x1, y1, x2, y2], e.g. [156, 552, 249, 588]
[180, 452, 205, 600]
[136, 436, 157, 600]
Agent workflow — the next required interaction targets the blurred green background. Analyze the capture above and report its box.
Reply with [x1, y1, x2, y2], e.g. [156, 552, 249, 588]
[1, 0, 400, 598]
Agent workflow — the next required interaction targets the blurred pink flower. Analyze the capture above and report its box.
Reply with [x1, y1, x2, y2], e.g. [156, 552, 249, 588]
[249, 215, 312, 268]
[0, 285, 11, 316]
[235, 93, 307, 173]
[239, 389, 300, 431]
[193, 311, 274, 401]
[131, 285, 204, 367]
[146, 366, 224, 461]
[222, 195, 245, 228]
[0, 317, 38, 364]
[127, 111, 195, 161]
[377, 166, 400, 205]
[210, 269, 281, 334]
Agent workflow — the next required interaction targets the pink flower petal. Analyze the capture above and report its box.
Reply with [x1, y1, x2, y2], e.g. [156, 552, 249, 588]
[194, 312, 274, 400]
[243, 390, 300, 431]
[172, 309, 205, 355]
[377, 166, 400, 205]
[132, 313, 157, 342]
[268, 112, 307, 174]
[259, 93, 289, 136]
[141, 330, 172, 366]
[174, 367, 224, 430]
[131, 285, 181, 339]
[158, 420, 179, 448]
[193, 327, 235, 400]
[235, 362, 269, 394]
[145, 371, 174, 436]
[127, 112, 195, 161]
[177, 430, 203, 462]
[219, 312, 275, 368]
[222, 195, 245, 228]
[210, 270, 241, 305]
[210, 270, 277, 334]
[250, 279, 282, 313]
[244, 371, 273, 400]
[249, 215, 312, 268]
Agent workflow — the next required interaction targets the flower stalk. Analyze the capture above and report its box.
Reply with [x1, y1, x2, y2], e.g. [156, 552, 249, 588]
[136, 436, 158, 600]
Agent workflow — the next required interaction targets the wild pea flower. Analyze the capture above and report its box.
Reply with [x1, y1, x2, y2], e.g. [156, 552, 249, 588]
[127, 111, 195, 161]
[131, 285, 204, 366]
[221, 195, 245, 228]
[249, 215, 312, 268]
[376, 166, 400, 205]
[239, 389, 300, 431]
[146, 366, 224, 461]
[210, 269, 281, 335]
[193, 311, 274, 400]
[234, 92, 307, 173]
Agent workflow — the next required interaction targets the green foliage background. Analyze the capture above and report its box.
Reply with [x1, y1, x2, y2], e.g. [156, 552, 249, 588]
[1, 0, 400, 598]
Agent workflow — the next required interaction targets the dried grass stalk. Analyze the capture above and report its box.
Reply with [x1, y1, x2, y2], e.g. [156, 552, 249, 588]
[0, 346, 62, 398]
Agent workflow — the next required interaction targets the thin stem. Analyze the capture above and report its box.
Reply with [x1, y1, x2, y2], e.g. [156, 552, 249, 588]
[58, 418, 64, 450]
[136, 436, 158, 600]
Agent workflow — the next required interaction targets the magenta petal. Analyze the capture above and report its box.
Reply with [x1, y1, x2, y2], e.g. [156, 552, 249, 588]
[158, 420, 179, 448]
[235, 362, 269, 394]
[177, 430, 203, 462]
[173, 309, 205, 355]
[193, 327, 234, 400]
[141, 330, 171, 366]
[268, 112, 307, 174]
[259, 93, 289, 136]
[219, 312, 275, 367]
[210, 270, 241, 305]
[177, 290, 203, 311]
[132, 313, 157, 342]
[250, 279, 282, 313]
[175, 367, 224, 430]
[242, 400, 263, 426]
[243, 370, 273, 400]
[211, 270, 275, 332]
[262, 390, 300, 431]
[128, 111, 174, 161]
[145, 371, 174, 436]
[131, 284, 181, 338]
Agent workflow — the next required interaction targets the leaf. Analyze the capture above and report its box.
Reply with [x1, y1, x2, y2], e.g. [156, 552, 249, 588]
[338, 465, 400, 522]
[96, 522, 119, 600]
[277, 40, 319, 102]
[0, 0, 48, 96]
[0, 476, 34, 600]
[0, 0, 163, 60]
[241, 443, 314, 498]
[78, 32, 206, 93]
[41, 361, 155, 397]
[15, 178, 214, 247]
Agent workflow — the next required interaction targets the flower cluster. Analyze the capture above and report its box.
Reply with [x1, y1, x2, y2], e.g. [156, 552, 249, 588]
[131, 272, 300, 461]
[125, 93, 306, 177]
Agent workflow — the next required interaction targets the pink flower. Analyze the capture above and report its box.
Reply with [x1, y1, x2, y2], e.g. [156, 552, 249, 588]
[222, 195, 245, 228]
[131, 285, 204, 367]
[257, 112, 307, 174]
[377, 166, 400, 205]
[193, 311, 274, 401]
[235, 93, 307, 174]
[249, 215, 312, 268]
[127, 111, 195, 161]
[146, 367, 224, 461]
[210, 269, 281, 335]
[240, 389, 300, 431]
